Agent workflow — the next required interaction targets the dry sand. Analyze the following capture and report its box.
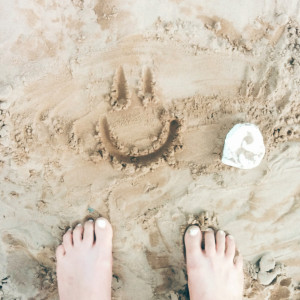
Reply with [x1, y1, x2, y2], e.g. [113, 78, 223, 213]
[0, 0, 300, 299]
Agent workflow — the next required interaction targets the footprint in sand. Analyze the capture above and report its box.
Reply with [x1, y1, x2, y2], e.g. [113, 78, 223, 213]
[97, 67, 184, 171]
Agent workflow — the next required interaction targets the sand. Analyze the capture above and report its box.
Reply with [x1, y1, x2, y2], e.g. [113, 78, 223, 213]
[0, 0, 300, 299]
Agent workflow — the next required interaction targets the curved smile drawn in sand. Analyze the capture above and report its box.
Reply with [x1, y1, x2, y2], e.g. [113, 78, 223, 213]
[98, 67, 183, 169]
[100, 117, 180, 164]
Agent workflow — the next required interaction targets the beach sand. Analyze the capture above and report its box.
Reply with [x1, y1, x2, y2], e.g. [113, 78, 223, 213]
[0, 0, 300, 299]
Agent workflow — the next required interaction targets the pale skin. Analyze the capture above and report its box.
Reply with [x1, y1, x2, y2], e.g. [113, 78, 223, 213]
[56, 219, 244, 300]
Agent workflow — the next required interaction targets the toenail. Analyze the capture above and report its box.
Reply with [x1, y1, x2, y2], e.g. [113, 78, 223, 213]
[188, 226, 199, 236]
[67, 228, 72, 232]
[88, 219, 94, 223]
[206, 228, 214, 232]
[218, 230, 225, 235]
[96, 218, 106, 228]
[227, 235, 234, 240]
[76, 223, 82, 227]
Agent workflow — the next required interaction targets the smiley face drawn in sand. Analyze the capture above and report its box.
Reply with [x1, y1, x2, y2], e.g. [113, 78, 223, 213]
[97, 67, 183, 170]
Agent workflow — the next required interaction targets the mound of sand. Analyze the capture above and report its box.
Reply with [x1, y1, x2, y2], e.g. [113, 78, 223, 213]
[0, 0, 299, 299]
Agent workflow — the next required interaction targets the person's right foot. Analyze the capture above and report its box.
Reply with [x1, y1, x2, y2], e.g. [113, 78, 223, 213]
[184, 226, 244, 300]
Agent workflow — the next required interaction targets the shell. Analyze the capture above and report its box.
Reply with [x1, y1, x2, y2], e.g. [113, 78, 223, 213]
[222, 123, 265, 169]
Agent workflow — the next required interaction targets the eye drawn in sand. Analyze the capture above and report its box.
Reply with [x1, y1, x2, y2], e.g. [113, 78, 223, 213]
[138, 67, 158, 106]
[109, 66, 131, 111]
[97, 67, 184, 170]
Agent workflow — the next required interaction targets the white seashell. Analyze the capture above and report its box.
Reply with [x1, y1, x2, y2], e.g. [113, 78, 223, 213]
[222, 123, 265, 169]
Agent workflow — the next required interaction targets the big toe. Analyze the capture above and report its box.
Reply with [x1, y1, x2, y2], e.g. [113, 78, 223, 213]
[95, 217, 113, 258]
[184, 226, 203, 269]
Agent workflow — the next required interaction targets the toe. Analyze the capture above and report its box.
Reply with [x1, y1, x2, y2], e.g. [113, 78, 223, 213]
[216, 230, 226, 254]
[95, 218, 113, 258]
[56, 244, 66, 259]
[234, 254, 243, 271]
[83, 219, 95, 246]
[62, 229, 73, 252]
[184, 226, 202, 268]
[204, 229, 216, 256]
[73, 223, 83, 246]
[225, 235, 236, 261]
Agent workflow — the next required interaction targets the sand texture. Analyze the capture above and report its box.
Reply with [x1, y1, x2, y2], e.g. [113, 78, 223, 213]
[0, 0, 300, 299]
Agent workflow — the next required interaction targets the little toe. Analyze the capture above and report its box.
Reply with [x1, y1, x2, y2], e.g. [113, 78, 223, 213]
[56, 244, 66, 260]
[83, 219, 95, 246]
[95, 218, 113, 258]
[184, 226, 202, 268]
[204, 229, 216, 256]
[225, 235, 236, 261]
[62, 229, 73, 252]
[73, 223, 83, 246]
[216, 230, 226, 254]
[234, 254, 243, 271]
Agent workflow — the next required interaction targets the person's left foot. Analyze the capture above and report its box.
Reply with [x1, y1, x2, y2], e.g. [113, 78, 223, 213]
[56, 218, 113, 300]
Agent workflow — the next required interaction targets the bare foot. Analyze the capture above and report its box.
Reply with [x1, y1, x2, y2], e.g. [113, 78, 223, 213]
[184, 226, 244, 300]
[56, 218, 113, 300]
